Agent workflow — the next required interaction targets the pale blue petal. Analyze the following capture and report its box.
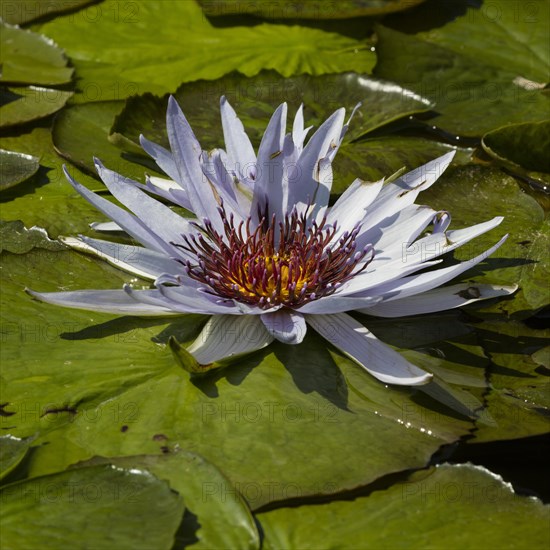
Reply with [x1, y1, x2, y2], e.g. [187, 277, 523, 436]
[187, 315, 274, 364]
[64, 166, 172, 255]
[261, 310, 307, 344]
[296, 295, 382, 314]
[60, 236, 182, 280]
[359, 283, 518, 317]
[26, 288, 178, 316]
[166, 96, 223, 231]
[94, 159, 194, 258]
[306, 313, 432, 385]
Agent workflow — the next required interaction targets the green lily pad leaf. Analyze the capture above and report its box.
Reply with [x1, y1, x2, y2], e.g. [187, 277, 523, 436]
[0, 127, 108, 238]
[199, 0, 427, 18]
[333, 136, 474, 194]
[52, 101, 161, 182]
[41, 0, 375, 103]
[0, 149, 39, 191]
[420, 164, 547, 317]
[0, 23, 72, 86]
[0, 221, 65, 254]
[0, 0, 96, 25]
[374, 22, 550, 137]
[415, 0, 549, 86]
[0, 86, 72, 127]
[482, 120, 550, 185]
[1, 243, 476, 509]
[471, 320, 550, 443]
[75, 451, 260, 549]
[257, 463, 550, 549]
[0, 435, 36, 480]
[0, 464, 184, 549]
[111, 71, 433, 151]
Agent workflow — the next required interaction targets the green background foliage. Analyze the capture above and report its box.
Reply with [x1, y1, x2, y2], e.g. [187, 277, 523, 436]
[1, 0, 548, 548]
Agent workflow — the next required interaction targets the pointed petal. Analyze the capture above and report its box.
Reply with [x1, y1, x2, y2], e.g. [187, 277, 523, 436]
[327, 177, 385, 239]
[251, 103, 288, 222]
[139, 135, 181, 185]
[293, 108, 345, 215]
[187, 315, 274, 364]
[359, 283, 518, 317]
[90, 221, 124, 232]
[141, 175, 193, 210]
[220, 96, 257, 184]
[64, 166, 172, 255]
[156, 284, 242, 315]
[292, 104, 311, 152]
[166, 96, 222, 230]
[261, 310, 307, 344]
[360, 152, 455, 232]
[60, 236, 182, 280]
[94, 159, 194, 257]
[306, 313, 432, 385]
[26, 288, 178, 316]
[358, 235, 509, 301]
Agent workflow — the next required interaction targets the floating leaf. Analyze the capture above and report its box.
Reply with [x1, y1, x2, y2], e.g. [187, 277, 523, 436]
[0, 435, 36, 480]
[0, 465, 184, 549]
[482, 120, 550, 186]
[0, 0, 96, 25]
[472, 320, 550, 443]
[0, 149, 39, 191]
[0, 23, 72, 86]
[41, 0, 375, 103]
[0, 86, 72, 127]
[76, 451, 260, 549]
[199, 0, 427, 18]
[0, 221, 64, 254]
[258, 464, 550, 549]
[374, 22, 550, 137]
[52, 101, 160, 182]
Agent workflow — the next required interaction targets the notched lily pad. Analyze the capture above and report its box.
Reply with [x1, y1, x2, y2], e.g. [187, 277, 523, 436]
[0, 149, 39, 191]
[111, 71, 433, 153]
[0, 465, 185, 549]
[482, 120, 550, 186]
[257, 463, 550, 549]
[0, 86, 73, 128]
[0, 23, 72, 86]
[0, 221, 65, 254]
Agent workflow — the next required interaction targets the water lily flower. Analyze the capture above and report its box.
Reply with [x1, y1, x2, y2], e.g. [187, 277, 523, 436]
[28, 97, 515, 385]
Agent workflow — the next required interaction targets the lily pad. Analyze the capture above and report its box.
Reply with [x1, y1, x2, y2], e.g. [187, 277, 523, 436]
[0, 23, 72, 86]
[0, 86, 73, 128]
[420, 164, 547, 317]
[111, 71, 432, 151]
[0, 435, 35, 480]
[52, 101, 161, 182]
[472, 320, 550, 443]
[482, 120, 550, 182]
[0, 149, 39, 191]
[41, 0, 375, 103]
[0, 127, 108, 238]
[333, 136, 474, 193]
[199, 0, 427, 18]
[257, 463, 550, 549]
[0, 0, 96, 25]
[1, 238, 476, 510]
[76, 451, 260, 549]
[374, 23, 550, 137]
[0, 221, 65, 254]
[0, 464, 184, 549]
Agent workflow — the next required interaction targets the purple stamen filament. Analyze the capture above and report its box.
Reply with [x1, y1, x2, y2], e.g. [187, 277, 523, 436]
[174, 205, 373, 309]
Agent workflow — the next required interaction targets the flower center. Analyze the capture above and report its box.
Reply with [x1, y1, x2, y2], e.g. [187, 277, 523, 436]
[175, 206, 373, 309]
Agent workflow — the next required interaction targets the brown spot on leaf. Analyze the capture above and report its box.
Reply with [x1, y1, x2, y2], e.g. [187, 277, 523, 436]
[152, 433, 168, 441]
[121, 425, 129, 433]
